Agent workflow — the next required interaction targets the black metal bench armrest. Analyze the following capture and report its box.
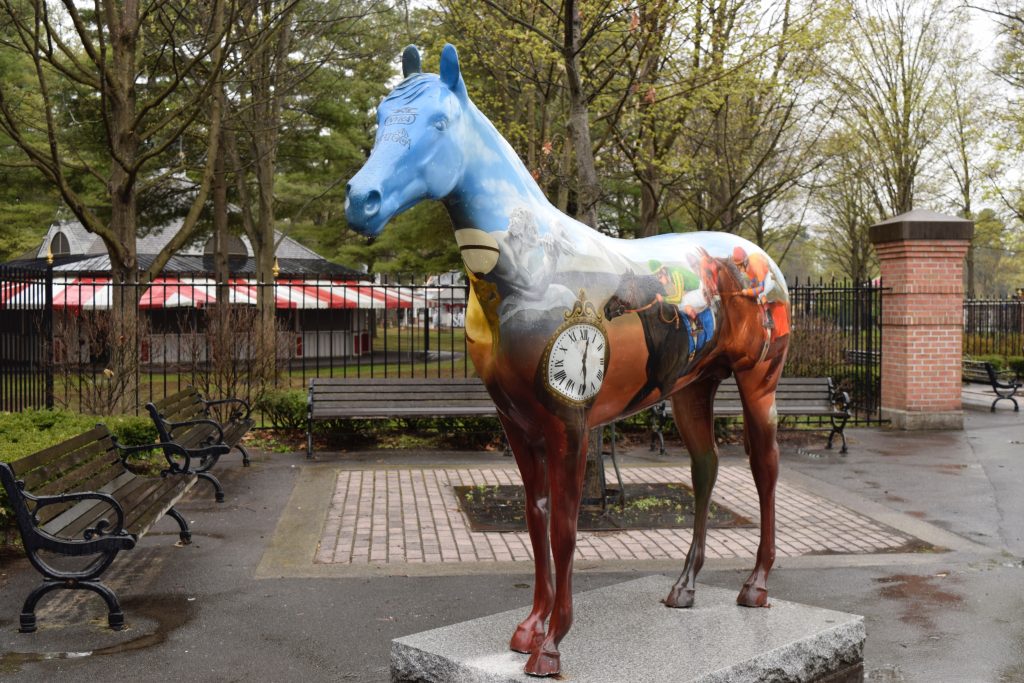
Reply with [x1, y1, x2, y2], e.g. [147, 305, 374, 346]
[113, 436, 206, 473]
[162, 443, 230, 474]
[167, 417, 225, 443]
[832, 389, 851, 414]
[24, 489, 127, 539]
[203, 397, 252, 421]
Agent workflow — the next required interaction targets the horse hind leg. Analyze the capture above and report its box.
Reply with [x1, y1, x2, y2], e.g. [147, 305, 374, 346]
[733, 365, 782, 608]
[499, 416, 553, 655]
[664, 376, 720, 608]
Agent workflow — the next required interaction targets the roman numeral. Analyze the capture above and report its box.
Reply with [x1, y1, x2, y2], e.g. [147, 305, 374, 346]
[568, 330, 578, 342]
[581, 329, 589, 341]
[597, 343, 604, 351]
[554, 369, 567, 382]
[596, 369, 604, 381]
[554, 359, 564, 368]
[578, 383, 585, 396]
[566, 379, 575, 392]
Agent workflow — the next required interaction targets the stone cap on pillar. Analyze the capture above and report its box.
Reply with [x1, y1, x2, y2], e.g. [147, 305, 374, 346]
[869, 209, 974, 244]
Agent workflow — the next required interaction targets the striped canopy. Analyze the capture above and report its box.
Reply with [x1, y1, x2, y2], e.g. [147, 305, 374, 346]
[0, 277, 426, 311]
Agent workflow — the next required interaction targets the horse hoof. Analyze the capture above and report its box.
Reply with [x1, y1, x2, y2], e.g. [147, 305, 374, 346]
[737, 584, 769, 607]
[524, 648, 560, 677]
[510, 624, 544, 654]
[663, 587, 695, 608]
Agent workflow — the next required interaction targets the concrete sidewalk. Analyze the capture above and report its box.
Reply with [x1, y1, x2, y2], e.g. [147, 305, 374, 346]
[1, 401, 1023, 681]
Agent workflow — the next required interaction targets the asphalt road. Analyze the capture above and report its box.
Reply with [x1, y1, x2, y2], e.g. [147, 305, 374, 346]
[1, 408, 1022, 682]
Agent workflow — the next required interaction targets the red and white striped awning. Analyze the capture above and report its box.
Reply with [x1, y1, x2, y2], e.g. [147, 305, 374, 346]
[0, 277, 427, 310]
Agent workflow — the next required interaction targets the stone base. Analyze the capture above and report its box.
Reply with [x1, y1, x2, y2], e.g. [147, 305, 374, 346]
[391, 576, 865, 683]
[881, 407, 963, 430]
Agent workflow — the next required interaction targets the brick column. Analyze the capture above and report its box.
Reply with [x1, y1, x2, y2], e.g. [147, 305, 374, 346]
[869, 210, 974, 430]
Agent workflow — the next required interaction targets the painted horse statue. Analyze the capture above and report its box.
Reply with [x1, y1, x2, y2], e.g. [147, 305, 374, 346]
[346, 44, 791, 678]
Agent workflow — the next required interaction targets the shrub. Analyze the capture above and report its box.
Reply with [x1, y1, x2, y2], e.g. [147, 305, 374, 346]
[107, 415, 158, 446]
[258, 390, 308, 430]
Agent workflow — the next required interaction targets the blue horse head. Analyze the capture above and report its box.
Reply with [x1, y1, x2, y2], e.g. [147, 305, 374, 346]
[345, 44, 469, 236]
[345, 44, 548, 237]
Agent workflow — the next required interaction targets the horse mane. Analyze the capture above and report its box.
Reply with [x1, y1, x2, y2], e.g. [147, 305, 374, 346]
[382, 73, 438, 107]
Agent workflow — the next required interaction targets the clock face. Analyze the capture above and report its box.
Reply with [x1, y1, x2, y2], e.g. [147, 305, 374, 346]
[545, 323, 608, 403]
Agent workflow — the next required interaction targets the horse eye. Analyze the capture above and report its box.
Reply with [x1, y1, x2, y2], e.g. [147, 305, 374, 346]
[434, 118, 448, 131]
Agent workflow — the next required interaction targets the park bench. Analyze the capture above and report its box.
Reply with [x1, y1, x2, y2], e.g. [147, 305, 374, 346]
[844, 349, 880, 366]
[649, 376, 852, 455]
[145, 387, 254, 502]
[962, 359, 1020, 412]
[306, 377, 500, 457]
[0, 424, 229, 632]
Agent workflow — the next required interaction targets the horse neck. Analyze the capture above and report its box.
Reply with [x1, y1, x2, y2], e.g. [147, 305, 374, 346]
[443, 103, 564, 232]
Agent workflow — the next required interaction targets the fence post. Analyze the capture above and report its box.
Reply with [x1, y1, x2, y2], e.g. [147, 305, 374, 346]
[44, 259, 54, 409]
[869, 210, 973, 429]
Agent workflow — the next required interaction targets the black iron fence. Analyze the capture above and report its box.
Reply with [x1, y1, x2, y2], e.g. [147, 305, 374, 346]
[0, 268, 886, 425]
[0, 265, 52, 411]
[787, 278, 884, 424]
[963, 298, 1024, 359]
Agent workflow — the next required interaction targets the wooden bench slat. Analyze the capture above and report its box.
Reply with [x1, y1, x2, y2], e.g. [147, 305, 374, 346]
[306, 377, 501, 457]
[20, 438, 118, 493]
[11, 426, 111, 480]
[39, 470, 139, 536]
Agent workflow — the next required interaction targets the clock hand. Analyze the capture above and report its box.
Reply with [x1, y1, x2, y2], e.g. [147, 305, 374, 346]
[581, 334, 590, 384]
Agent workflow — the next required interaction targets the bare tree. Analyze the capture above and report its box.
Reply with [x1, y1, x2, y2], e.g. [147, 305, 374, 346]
[829, 0, 957, 216]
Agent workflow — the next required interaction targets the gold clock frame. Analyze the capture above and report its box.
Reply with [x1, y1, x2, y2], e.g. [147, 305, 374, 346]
[541, 290, 611, 407]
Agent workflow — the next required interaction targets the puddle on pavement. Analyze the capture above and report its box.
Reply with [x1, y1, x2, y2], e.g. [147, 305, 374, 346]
[0, 594, 194, 675]
[875, 572, 962, 630]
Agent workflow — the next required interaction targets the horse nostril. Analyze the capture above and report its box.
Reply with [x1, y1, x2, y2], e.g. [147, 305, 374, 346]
[364, 189, 381, 217]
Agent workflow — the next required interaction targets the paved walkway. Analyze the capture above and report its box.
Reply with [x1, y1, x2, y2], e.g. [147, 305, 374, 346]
[316, 465, 917, 567]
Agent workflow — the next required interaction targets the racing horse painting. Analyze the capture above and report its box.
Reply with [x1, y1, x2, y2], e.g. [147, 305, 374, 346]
[346, 44, 791, 678]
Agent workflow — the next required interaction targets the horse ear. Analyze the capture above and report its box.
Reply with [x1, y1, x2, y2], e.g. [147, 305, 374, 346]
[439, 43, 467, 100]
[402, 45, 421, 78]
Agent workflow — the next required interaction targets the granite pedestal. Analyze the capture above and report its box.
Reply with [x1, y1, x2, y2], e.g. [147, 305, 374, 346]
[391, 576, 864, 683]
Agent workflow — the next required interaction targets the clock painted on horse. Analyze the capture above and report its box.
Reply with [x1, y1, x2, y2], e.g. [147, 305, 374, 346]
[542, 292, 610, 406]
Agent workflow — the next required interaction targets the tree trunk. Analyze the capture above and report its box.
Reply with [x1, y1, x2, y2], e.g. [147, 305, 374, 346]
[104, 5, 143, 413]
[213, 112, 230, 304]
[563, 0, 600, 230]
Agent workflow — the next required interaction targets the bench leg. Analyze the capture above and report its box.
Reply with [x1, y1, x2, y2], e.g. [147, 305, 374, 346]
[827, 418, 849, 455]
[235, 444, 251, 467]
[166, 506, 193, 544]
[992, 395, 1020, 412]
[20, 579, 125, 632]
[198, 472, 225, 503]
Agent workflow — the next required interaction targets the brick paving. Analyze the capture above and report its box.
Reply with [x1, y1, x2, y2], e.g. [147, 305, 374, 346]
[315, 465, 916, 565]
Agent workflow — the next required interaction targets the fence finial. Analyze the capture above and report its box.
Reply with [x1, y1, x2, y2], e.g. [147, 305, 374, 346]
[272, 258, 280, 279]
[46, 243, 53, 266]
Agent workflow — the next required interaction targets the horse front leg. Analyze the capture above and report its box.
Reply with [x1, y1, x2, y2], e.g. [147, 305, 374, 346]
[524, 417, 587, 677]
[733, 366, 781, 608]
[499, 415, 553, 655]
[664, 376, 721, 608]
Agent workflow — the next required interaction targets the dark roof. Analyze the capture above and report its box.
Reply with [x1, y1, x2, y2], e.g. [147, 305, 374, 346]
[1, 254, 364, 279]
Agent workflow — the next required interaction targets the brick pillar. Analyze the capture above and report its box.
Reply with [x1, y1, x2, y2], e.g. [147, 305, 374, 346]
[869, 210, 974, 430]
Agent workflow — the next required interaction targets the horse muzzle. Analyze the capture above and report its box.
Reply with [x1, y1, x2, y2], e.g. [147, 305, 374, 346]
[604, 300, 626, 320]
[345, 183, 386, 235]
